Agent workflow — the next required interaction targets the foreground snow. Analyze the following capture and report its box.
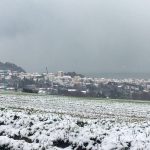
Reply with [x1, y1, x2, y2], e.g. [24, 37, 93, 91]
[0, 94, 150, 149]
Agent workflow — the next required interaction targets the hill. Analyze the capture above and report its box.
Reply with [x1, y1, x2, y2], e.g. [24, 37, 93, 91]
[0, 62, 26, 73]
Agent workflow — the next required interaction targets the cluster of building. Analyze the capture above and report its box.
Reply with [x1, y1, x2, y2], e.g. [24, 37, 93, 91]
[1, 69, 150, 100]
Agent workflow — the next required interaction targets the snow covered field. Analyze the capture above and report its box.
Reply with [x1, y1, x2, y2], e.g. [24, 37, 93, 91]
[0, 93, 150, 149]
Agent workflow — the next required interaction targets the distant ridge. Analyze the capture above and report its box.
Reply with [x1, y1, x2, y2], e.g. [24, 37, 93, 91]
[0, 62, 26, 73]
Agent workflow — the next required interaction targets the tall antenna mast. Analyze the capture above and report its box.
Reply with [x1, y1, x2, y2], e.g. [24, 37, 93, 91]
[46, 67, 48, 74]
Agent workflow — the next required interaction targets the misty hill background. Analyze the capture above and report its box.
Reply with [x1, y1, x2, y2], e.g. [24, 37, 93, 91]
[0, 62, 26, 73]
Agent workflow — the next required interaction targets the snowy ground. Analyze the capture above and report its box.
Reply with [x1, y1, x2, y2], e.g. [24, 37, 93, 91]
[0, 93, 150, 149]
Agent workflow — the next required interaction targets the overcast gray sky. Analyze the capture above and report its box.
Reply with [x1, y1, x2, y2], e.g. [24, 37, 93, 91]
[0, 0, 150, 74]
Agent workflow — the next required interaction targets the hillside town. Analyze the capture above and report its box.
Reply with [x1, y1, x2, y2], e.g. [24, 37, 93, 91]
[1, 68, 150, 100]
